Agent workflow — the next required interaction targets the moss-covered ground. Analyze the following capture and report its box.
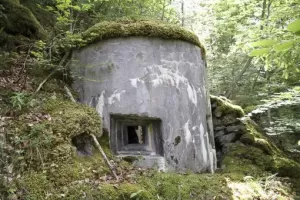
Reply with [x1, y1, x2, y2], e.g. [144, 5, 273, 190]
[1, 77, 299, 199]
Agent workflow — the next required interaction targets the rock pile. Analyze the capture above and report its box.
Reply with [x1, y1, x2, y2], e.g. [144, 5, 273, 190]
[210, 95, 273, 166]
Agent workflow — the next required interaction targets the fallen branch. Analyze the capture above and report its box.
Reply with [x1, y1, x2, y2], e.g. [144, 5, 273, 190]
[34, 51, 71, 94]
[63, 85, 119, 181]
[91, 133, 119, 181]
[64, 85, 76, 103]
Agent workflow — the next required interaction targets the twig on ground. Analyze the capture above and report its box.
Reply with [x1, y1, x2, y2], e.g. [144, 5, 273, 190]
[63, 84, 119, 181]
[91, 134, 119, 181]
[64, 85, 76, 102]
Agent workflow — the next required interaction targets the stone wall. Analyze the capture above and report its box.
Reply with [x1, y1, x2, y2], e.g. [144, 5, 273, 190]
[210, 95, 276, 167]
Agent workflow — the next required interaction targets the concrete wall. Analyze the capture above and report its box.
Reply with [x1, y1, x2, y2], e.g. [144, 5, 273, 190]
[71, 37, 216, 173]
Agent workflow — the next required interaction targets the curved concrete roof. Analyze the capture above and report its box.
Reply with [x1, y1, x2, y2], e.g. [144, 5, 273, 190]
[80, 20, 205, 56]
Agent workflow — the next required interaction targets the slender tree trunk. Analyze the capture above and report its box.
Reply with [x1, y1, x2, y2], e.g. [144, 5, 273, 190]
[118, 0, 122, 17]
[266, 71, 272, 125]
[181, 0, 184, 27]
[35, 51, 71, 94]
[251, 70, 260, 92]
[226, 57, 253, 99]
[161, 0, 166, 21]
[260, 0, 267, 30]
[226, 0, 268, 99]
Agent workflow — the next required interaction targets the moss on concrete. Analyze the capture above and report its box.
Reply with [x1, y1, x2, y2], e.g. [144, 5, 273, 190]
[80, 20, 205, 56]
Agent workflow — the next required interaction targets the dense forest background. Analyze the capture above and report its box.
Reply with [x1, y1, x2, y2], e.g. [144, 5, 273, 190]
[3, 0, 296, 151]
[0, 0, 299, 199]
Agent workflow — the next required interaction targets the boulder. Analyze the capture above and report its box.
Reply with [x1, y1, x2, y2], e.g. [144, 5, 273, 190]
[214, 130, 225, 138]
[225, 124, 246, 134]
[216, 132, 238, 146]
[240, 133, 255, 145]
[214, 126, 225, 131]
[221, 114, 239, 125]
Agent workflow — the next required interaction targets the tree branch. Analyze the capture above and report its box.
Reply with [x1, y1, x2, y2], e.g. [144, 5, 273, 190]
[63, 85, 118, 181]
[34, 51, 71, 94]
[91, 134, 119, 181]
[64, 85, 76, 103]
[226, 57, 253, 98]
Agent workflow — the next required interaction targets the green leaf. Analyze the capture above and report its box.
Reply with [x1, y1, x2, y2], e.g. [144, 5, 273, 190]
[249, 48, 270, 57]
[287, 19, 300, 33]
[249, 39, 277, 47]
[274, 41, 295, 51]
[130, 190, 143, 198]
[72, 5, 81, 11]
[130, 193, 138, 198]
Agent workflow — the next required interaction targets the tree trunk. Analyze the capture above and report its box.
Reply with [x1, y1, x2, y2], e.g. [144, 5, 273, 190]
[181, 1, 185, 27]
[226, 57, 253, 99]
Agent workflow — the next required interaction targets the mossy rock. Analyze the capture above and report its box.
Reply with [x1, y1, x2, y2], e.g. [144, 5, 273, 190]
[0, 0, 44, 39]
[80, 20, 205, 56]
[20, 0, 55, 30]
[0, 31, 32, 51]
[221, 142, 300, 181]
[44, 98, 102, 138]
[240, 133, 255, 145]
[274, 157, 300, 179]
[2, 95, 103, 173]
[254, 138, 273, 155]
[243, 117, 279, 155]
[211, 95, 245, 118]
[221, 143, 273, 177]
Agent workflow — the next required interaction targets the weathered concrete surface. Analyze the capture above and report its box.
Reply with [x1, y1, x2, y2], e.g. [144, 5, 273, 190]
[71, 37, 216, 173]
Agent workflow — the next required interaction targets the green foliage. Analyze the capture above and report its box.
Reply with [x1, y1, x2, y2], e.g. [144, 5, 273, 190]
[1, 0, 300, 199]
[10, 92, 27, 110]
[249, 19, 300, 78]
[199, 0, 300, 110]
[287, 19, 300, 34]
[8, 92, 41, 112]
[248, 86, 300, 116]
[250, 40, 277, 48]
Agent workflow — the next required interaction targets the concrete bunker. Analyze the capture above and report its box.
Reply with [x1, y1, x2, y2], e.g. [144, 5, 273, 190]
[71, 20, 216, 173]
